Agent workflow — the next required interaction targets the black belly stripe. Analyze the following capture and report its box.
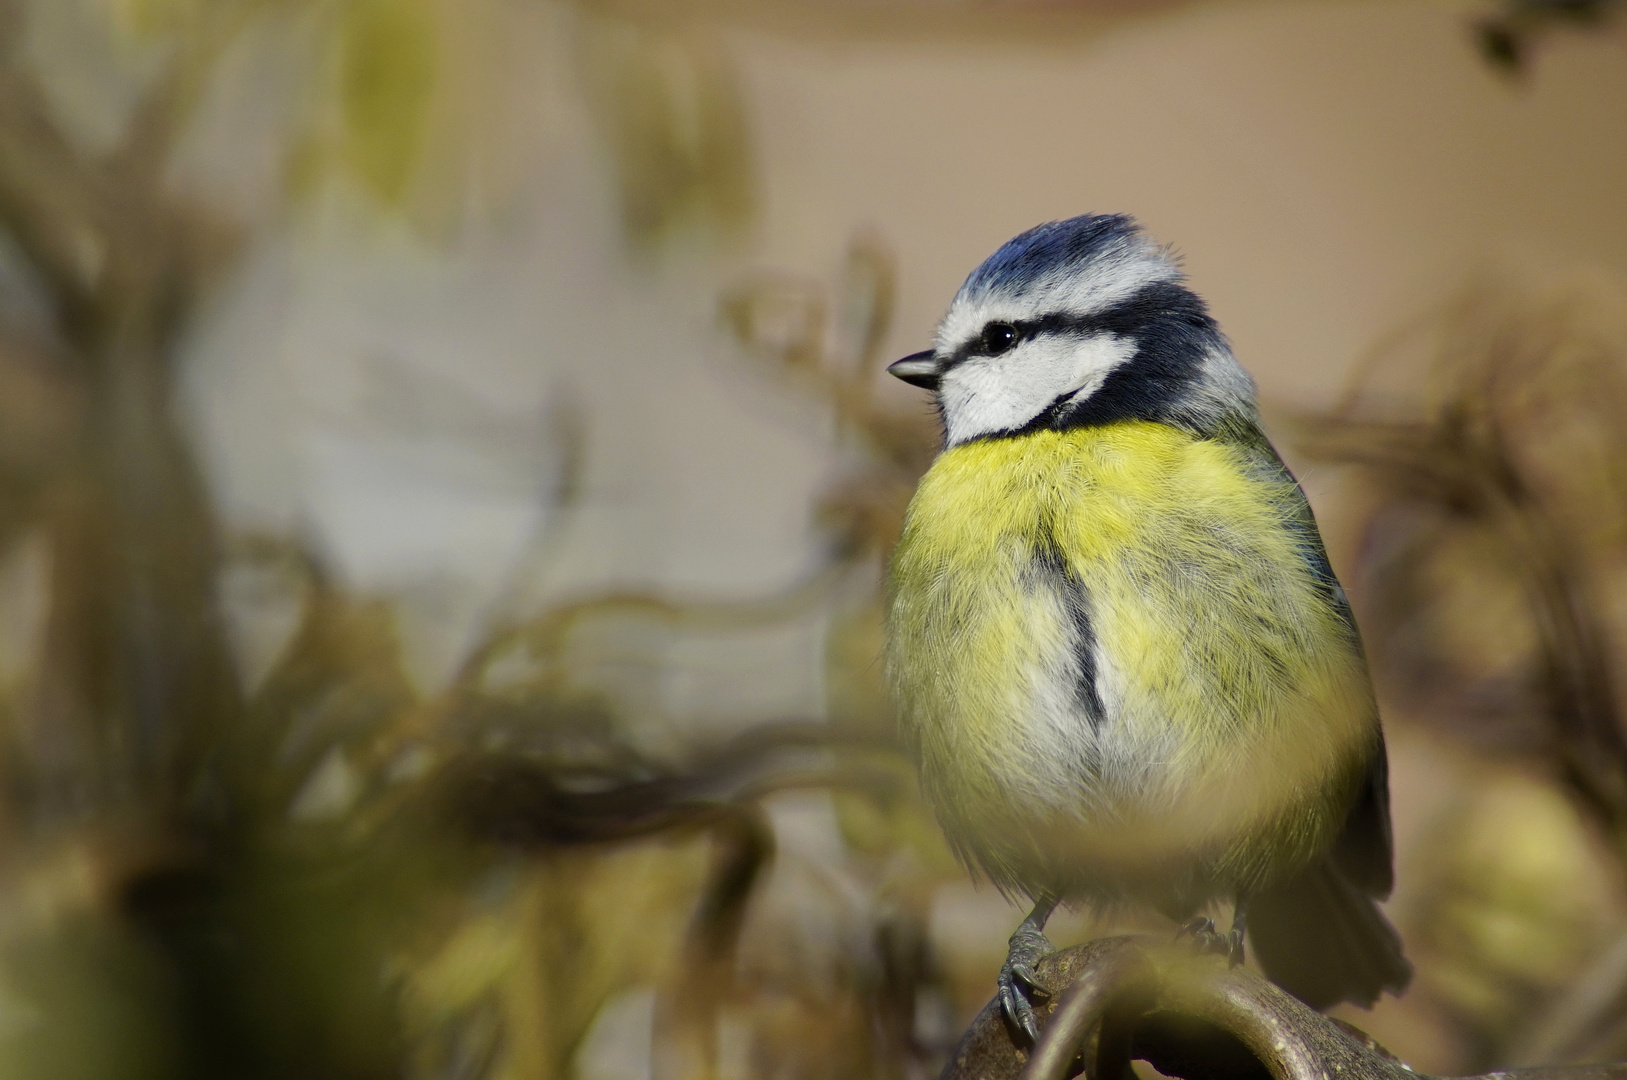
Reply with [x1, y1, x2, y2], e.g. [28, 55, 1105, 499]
[1032, 523, 1104, 725]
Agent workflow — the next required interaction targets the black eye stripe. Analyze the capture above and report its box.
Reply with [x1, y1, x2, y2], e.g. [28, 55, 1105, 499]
[941, 281, 1212, 371]
[942, 315, 1094, 369]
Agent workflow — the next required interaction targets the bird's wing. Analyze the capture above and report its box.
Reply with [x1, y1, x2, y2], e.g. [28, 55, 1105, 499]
[1237, 426, 1395, 897]
[1331, 734, 1396, 898]
[1235, 427, 1361, 640]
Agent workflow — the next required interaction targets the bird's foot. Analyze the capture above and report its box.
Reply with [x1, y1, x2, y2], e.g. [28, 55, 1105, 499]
[998, 921, 1054, 1045]
[1175, 916, 1245, 967]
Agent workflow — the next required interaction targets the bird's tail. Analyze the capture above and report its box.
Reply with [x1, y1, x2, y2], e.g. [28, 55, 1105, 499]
[1247, 857, 1413, 1010]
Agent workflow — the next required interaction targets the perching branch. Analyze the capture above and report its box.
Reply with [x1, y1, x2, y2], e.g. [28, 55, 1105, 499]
[942, 936, 1627, 1080]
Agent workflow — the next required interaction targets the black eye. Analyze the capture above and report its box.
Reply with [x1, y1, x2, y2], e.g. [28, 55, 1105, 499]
[980, 322, 1019, 356]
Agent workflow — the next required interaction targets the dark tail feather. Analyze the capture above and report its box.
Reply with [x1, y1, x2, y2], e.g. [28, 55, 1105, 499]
[1248, 857, 1413, 1010]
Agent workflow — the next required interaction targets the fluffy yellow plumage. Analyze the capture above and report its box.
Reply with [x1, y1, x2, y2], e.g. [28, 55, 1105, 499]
[887, 420, 1375, 910]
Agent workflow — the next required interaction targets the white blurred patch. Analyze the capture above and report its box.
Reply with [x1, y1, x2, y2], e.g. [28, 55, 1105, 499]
[288, 746, 362, 822]
[575, 987, 654, 1080]
[763, 789, 850, 868]
[182, 227, 566, 695]
[178, 48, 838, 711]
[217, 551, 309, 696]
[661, 622, 828, 737]
[301, 407, 554, 691]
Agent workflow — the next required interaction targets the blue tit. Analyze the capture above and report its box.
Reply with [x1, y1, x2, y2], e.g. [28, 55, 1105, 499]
[883, 214, 1411, 1040]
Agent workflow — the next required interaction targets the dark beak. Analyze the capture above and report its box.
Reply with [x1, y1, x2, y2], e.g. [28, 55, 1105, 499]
[887, 350, 942, 391]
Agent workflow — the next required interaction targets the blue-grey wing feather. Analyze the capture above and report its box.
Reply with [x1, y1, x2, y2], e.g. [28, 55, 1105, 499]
[1236, 425, 1394, 898]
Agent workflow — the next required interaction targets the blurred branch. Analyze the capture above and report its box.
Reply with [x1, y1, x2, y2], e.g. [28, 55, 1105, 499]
[0, 0, 247, 811]
[720, 230, 940, 576]
[652, 802, 773, 1080]
[0, 52, 111, 314]
[441, 724, 924, 1079]
[114, 1, 266, 184]
[577, 19, 757, 248]
[0, 0, 246, 337]
[1474, 0, 1625, 72]
[720, 231, 935, 476]
[445, 723, 902, 849]
[1297, 412, 1627, 827]
[457, 564, 849, 697]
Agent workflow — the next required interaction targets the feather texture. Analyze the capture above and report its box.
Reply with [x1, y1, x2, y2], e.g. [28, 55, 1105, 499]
[886, 420, 1379, 913]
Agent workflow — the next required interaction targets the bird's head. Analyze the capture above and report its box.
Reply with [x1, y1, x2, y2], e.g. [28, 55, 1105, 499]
[889, 214, 1257, 447]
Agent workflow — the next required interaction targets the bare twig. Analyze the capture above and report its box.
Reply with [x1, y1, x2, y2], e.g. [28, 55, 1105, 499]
[455, 564, 849, 694]
[0, 61, 111, 314]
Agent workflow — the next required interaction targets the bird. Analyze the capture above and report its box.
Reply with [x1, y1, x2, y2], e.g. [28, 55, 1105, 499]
[882, 213, 1412, 1042]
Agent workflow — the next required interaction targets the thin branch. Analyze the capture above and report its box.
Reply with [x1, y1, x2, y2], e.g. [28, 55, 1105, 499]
[0, 63, 110, 314]
[113, 0, 267, 184]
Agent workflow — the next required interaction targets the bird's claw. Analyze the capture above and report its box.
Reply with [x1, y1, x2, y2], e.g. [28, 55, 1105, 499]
[998, 965, 1048, 1044]
[1175, 916, 1245, 967]
[998, 923, 1054, 1045]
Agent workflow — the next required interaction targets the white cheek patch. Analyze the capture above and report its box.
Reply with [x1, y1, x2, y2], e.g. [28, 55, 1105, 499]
[939, 333, 1137, 445]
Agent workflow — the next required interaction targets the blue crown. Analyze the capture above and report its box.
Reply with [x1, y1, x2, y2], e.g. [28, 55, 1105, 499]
[958, 213, 1151, 301]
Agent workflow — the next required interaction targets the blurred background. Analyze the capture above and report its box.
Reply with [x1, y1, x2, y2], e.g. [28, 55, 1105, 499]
[3, 0, 1627, 1077]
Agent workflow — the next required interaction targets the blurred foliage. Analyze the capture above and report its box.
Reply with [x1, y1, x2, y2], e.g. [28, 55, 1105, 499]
[0, 1, 967, 1077]
[1297, 268, 1627, 1068]
[1387, 760, 1626, 1069]
[4, 1, 1627, 1078]
[1473, 0, 1624, 72]
[577, 19, 755, 250]
[1299, 270, 1627, 810]
[339, 0, 439, 206]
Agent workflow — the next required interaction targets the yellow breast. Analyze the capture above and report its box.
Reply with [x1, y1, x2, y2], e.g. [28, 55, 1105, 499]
[886, 421, 1377, 898]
